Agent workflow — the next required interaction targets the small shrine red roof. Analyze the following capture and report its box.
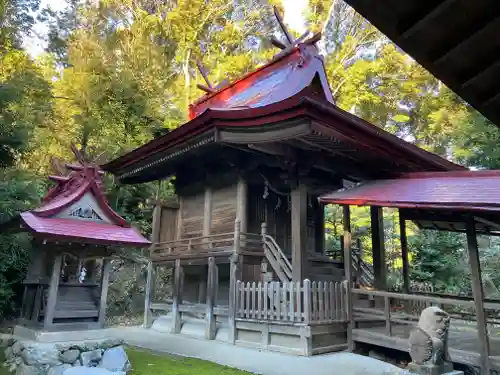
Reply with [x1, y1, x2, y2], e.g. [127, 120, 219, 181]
[8, 154, 150, 247]
[188, 43, 333, 119]
[21, 212, 149, 246]
[319, 170, 500, 212]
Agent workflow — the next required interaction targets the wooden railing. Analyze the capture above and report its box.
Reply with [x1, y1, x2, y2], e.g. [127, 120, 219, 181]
[262, 233, 293, 282]
[150, 229, 264, 260]
[236, 280, 348, 324]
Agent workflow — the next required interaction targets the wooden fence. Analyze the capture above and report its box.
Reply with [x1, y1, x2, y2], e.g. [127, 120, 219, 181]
[235, 280, 348, 324]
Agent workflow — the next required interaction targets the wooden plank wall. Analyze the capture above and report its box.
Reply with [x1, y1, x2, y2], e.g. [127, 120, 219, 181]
[211, 185, 238, 235]
[159, 207, 178, 242]
[181, 193, 204, 239]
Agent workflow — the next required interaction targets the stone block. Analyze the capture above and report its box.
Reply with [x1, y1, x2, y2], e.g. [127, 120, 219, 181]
[80, 349, 103, 367]
[98, 346, 131, 373]
[59, 350, 80, 364]
[21, 345, 61, 366]
[62, 367, 126, 375]
[48, 364, 72, 375]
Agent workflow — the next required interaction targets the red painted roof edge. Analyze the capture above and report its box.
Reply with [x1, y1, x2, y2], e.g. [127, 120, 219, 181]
[103, 90, 463, 176]
[401, 170, 500, 179]
[34, 167, 130, 227]
[317, 197, 500, 213]
[191, 43, 327, 110]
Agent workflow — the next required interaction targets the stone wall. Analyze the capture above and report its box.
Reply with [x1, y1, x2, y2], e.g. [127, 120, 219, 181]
[2, 338, 131, 375]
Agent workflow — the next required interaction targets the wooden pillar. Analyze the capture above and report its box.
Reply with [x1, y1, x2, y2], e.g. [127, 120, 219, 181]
[291, 183, 308, 282]
[399, 214, 410, 294]
[370, 206, 386, 291]
[315, 201, 326, 254]
[466, 217, 490, 375]
[176, 197, 184, 240]
[236, 176, 248, 233]
[343, 205, 354, 351]
[44, 254, 62, 329]
[205, 257, 217, 340]
[228, 254, 239, 344]
[203, 187, 212, 238]
[143, 261, 155, 328]
[171, 258, 183, 333]
[98, 258, 111, 327]
[151, 202, 162, 245]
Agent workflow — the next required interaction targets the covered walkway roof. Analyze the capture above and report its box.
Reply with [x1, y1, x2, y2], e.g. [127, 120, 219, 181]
[344, 0, 500, 128]
[319, 170, 500, 234]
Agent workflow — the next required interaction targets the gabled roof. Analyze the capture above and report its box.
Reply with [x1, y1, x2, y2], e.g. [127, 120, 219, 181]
[103, 39, 464, 184]
[188, 43, 333, 119]
[6, 160, 150, 247]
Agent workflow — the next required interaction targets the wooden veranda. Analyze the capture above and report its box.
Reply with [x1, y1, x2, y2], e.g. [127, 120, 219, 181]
[320, 170, 500, 375]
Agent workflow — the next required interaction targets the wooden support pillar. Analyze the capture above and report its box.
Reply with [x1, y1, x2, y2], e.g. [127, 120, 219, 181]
[399, 214, 410, 294]
[203, 187, 212, 240]
[205, 257, 217, 340]
[370, 206, 386, 291]
[176, 197, 184, 240]
[343, 205, 354, 351]
[44, 254, 62, 329]
[171, 258, 183, 333]
[236, 176, 248, 233]
[315, 201, 325, 254]
[143, 261, 155, 328]
[98, 258, 111, 327]
[466, 217, 490, 375]
[228, 254, 239, 344]
[291, 183, 308, 282]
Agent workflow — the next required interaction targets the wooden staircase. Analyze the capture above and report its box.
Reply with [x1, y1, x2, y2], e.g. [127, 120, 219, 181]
[262, 234, 292, 283]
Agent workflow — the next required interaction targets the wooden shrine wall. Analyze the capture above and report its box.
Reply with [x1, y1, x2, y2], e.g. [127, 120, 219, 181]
[211, 185, 237, 235]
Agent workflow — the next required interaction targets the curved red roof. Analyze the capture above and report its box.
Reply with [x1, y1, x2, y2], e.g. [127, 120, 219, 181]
[189, 43, 333, 119]
[13, 159, 150, 247]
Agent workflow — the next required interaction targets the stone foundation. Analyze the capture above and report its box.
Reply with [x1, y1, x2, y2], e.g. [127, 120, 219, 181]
[2, 336, 131, 375]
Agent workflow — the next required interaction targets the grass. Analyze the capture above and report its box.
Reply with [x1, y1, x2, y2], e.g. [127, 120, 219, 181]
[126, 347, 254, 375]
[0, 345, 252, 375]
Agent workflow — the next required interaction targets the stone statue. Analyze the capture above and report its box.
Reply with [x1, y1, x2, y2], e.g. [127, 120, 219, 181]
[407, 306, 462, 375]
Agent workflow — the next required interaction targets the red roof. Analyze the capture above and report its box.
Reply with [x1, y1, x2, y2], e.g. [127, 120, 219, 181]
[21, 212, 150, 246]
[13, 159, 150, 247]
[189, 43, 333, 119]
[319, 170, 500, 212]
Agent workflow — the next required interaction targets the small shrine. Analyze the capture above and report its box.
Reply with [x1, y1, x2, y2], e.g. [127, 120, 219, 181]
[4, 145, 150, 333]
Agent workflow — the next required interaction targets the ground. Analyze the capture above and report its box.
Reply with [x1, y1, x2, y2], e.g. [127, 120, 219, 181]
[0, 347, 254, 375]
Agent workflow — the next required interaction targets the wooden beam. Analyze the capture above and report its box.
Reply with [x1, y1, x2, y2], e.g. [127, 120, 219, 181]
[274, 6, 294, 44]
[205, 257, 217, 340]
[196, 61, 212, 88]
[228, 252, 239, 344]
[197, 83, 216, 94]
[371, 206, 386, 291]
[143, 261, 155, 328]
[291, 183, 308, 282]
[434, 13, 500, 65]
[236, 176, 248, 233]
[176, 196, 184, 240]
[399, 0, 457, 40]
[203, 186, 212, 237]
[44, 254, 62, 329]
[466, 217, 491, 375]
[98, 258, 111, 327]
[171, 259, 183, 333]
[270, 36, 287, 49]
[399, 214, 410, 294]
[343, 205, 354, 351]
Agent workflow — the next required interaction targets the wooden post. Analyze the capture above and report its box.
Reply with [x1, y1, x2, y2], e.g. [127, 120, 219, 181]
[205, 257, 217, 340]
[399, 214, 410, 294]
[44, 254, 62, 329]
[98, 258, 111, 327]
[343, 205, 354, 351]
[143, 261, 155, 328]
[236, 176, 248, 233]
[203, 187, 212, 240]
[228, 255, 239, 344]
[291, 183, 308, 282]
[466, 217, 490, 375]
[315, 201, 326, 254]
[260, 222, 269, 281]
[171, 258, 183, 333]
[384, 295, 392, 336]
[371, 206, 386, 291]
[302, 279, 312, 355]
[176, 196, 184, 240]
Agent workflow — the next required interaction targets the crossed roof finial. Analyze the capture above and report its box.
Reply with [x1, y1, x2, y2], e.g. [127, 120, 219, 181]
[270, 6, 322, 57]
